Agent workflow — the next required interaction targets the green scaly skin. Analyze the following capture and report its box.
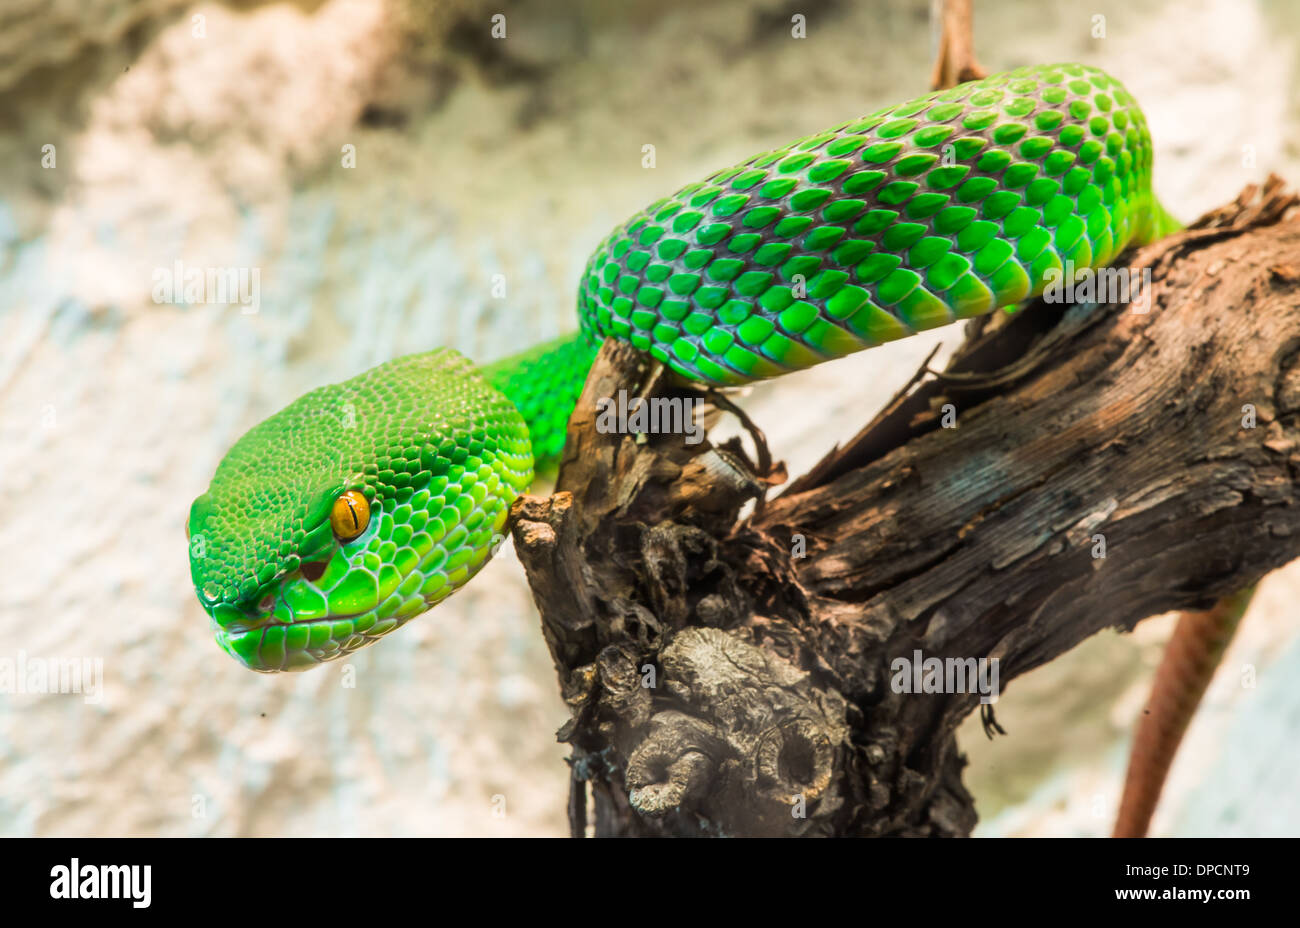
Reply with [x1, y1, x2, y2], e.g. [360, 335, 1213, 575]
[190, 63, 1177, 672]
[189, 350, 533, 670]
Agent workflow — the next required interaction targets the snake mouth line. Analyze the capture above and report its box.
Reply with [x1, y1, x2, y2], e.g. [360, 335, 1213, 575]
[216, 563, 369, 635]
[220, 608, 369, 636]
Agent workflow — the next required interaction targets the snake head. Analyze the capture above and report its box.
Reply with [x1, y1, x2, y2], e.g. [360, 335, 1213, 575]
[186, 349, 534, 672]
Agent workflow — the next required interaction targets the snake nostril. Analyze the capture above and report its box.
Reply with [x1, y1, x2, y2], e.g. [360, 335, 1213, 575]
[301, 559, 329, 582]
[258, 594, 275, 613]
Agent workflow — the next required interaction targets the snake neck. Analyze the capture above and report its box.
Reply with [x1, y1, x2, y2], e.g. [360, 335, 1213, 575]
[479, 331, 600, 472]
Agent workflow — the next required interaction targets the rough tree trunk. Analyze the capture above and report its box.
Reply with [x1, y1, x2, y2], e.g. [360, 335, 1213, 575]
[510, 177, 1300, 837]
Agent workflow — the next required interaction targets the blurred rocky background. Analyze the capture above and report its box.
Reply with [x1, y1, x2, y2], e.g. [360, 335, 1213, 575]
[1, 0, 1298, 836]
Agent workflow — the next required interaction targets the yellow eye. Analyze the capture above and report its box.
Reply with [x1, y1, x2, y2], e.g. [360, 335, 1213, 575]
[330, 490, 370, 542]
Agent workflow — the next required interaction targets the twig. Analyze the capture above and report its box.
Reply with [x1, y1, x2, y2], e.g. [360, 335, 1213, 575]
[929, 0, 987, 90]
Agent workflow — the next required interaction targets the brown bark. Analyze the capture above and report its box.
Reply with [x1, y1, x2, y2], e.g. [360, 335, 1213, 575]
[511, 177, 1300, 837]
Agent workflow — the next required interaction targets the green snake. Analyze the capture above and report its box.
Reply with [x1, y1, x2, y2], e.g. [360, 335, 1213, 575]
[188, 63, 1180, 673]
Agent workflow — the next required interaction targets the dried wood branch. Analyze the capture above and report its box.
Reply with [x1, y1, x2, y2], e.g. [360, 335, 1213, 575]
[512, 178, 1300, 836]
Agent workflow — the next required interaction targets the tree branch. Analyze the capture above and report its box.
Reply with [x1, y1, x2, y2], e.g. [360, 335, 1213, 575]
[512, 177, 1300, 837]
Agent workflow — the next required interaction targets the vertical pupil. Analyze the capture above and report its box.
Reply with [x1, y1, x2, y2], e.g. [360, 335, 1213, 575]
[332, 491, 368, 540]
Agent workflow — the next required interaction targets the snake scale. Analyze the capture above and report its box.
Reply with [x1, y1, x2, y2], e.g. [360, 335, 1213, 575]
[189, 62, 1180, 672]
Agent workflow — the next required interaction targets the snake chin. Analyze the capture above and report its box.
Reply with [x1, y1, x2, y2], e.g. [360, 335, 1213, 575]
[212, 600, 414, 674]
[210, 551, 458, 672]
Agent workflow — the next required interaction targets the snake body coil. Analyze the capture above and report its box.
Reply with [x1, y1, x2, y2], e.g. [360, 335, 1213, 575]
[189, 63, 1174, 672]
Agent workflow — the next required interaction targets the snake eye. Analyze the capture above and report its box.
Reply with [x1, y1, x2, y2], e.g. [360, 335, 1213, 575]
[330, 490, 370, 542]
